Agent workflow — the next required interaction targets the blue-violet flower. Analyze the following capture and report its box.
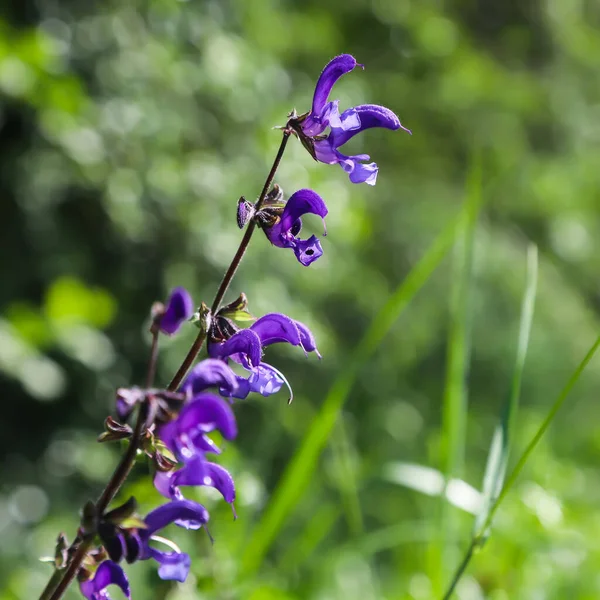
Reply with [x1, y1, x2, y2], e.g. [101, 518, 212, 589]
[263, 188, 328, 266]
[157, 287, 194, 335]
[79, 560, 130, 600]
[139, 500, 209, 581]
[294, 54, 411, 186]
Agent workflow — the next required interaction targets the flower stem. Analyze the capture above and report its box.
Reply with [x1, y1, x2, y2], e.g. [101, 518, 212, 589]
[145, 328, 160, 388]
[41, 401, 148, 600]
[167, 130, 290, 392]
[39, 130, 291, 600]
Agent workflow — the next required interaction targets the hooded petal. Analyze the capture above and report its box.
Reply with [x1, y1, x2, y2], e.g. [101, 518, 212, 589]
[143, 500, 209, 536]
[159, 287, 194, 335]
[80, 561, 130, 600]
[311, 54, 358, 119]
[156, 456, 236, 506]
[279, 189, 328, 233]
[330, 104, 408, 148]
[181, 359, 239, 396]
[158, 393, 237, 459]
[250, 313, 302, 347]
[294, 320, 321, 356]
[208, 329, 262, 368]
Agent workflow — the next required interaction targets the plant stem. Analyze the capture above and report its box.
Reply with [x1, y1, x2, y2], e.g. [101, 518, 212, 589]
[145, 328, 160, 388]
[39, 130, 291, 600]
[167, 130, 290, 392]
[44, 401, 148, 600]
[441, 537, 478, 600]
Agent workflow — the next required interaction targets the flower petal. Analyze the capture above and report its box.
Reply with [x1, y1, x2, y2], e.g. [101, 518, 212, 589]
[181, 359, 239, 396]
[330, 104, 408, 149]
[146, 547, 192, 582]
[250, 313, 302, 347]
[279, 189, 328, 233]
[80, 561, 130, 600]
[292, 235, 323, 266]
[311, 54, 358, 118]
[143, 499, 209, 536]
[294, 321, 320, 357]
[159, 288, 194, 335]
[209, 329, 262, 368]
[158, 393, 237, 459]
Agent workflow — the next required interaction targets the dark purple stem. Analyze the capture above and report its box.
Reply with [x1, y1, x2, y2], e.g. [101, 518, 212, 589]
[44, 401, 148, 600]
[167, 130, 290, 392]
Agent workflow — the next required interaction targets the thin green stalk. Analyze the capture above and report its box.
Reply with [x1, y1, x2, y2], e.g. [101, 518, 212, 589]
[441, 332, 600, 599]
[431, 160, 481, 594]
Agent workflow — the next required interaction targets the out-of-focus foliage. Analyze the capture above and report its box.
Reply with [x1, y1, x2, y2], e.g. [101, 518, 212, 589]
[2, 0, 600, 598]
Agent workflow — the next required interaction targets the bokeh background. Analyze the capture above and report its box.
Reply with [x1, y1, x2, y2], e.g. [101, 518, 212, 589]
[2, 0, 600, 598]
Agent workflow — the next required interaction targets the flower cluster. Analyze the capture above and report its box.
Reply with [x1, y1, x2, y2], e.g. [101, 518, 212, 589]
[80, 289, 319, 597]
[253, 53, 409, 267]
[72, 54, 408, 599]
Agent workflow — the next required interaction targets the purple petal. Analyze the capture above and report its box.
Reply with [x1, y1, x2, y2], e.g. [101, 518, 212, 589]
[330, 104, 408, 149]
[159, 287, 194, 335]
[223, 375, 252, 400]
[146, 547, 191, 582]
[158, 393, 237, 460]
[181, 359, 239, 396]
[143, 499, 209, 536]
[311, 54, 358, 120]
[293, 235, 323, 266]
[80, 561, 130, 600]
[294, 320, 320, 356]
[249, 362, 290, 399]
[313, 140, 379, 186]
[250, 313, 302, 347]
[279, 189, 328, 233]
[208, 329, 262, 368]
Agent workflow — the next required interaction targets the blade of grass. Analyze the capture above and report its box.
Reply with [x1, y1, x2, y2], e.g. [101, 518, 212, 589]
[430, 159, 481, 595]
[474, 243, 538, 534]
[240, 206, 471, 578]
[441, 333, 600, 599]
[328, 418, 363, 535]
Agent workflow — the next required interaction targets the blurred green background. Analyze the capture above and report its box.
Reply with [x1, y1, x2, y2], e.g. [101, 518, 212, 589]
[2, 0, 600, 598]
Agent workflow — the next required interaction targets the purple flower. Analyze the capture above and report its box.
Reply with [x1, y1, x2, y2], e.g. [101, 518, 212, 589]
[154, 454, 236, 516]
[209, 313, 319, 402]
[293, 54, 410, 186]
[263, 189, 328, 266]
[139, 500, 209, 581]
[79, 560, 130, 600]
[180, 359, 239, 397]
[158, 393, 237, 460]
[158, 287, 194, 335]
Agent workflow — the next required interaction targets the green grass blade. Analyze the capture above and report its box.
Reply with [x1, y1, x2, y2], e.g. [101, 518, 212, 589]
[431, 159, 481, 594]
[239, 208, 470, 578]
[442, 331, 600, 600]
[474, 243, 538, 535]
[329, 418, 364, 535]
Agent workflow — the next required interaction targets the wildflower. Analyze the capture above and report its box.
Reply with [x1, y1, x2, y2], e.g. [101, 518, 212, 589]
[158, 393, 237, 460]
[154, 454, 236, 513]
[139, 500, 210, 581]
[209, 312, 319, 402]
[262, 188, 328, 266]
[290, 54, 411, 186]
[79, 560, 130, 600]
[155, 287, 194, 335]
